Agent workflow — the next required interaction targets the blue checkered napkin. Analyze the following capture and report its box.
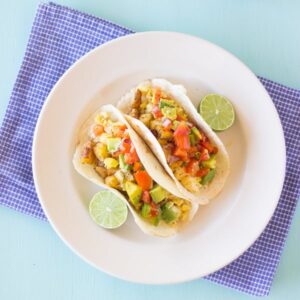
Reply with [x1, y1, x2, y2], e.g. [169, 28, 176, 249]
[0, 2, 299, 296]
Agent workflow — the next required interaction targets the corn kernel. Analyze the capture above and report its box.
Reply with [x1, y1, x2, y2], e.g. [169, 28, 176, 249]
[171, 198, 184, 206]
[158, 139, 168, 145]
[181, 212, 188, 222]
[105, 175, 119, 189]
[81, 141, 95, 164]
[160, 131, 173, 139]
[181, 204, 190, 212]
[170, 161, 183, 169]
[93, 143, 108, 160]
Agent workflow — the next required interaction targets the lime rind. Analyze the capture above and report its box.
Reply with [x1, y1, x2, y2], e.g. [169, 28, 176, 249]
[89, 190, 128, 229]
[199, 94, 235, 131]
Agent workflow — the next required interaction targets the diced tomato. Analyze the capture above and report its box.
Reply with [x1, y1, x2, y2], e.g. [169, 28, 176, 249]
[115, 131, 123, 138]
[174, 122, 190, 150]
[134, 171, 153, 190]
[119, 124, 127, 131]
[189, 146, 198, 156]
[185, 159, 200, 175]
[142, 190, 151, 203]
[211, 146, 218, 154]
[201, 141, 215, 153]
[150, 202, 159, 217]
[152, 105, 163, 118]
[124, 146, 139, 164]
[174, 122, 190, 136]
[124, 152, 135, 164]
[133, 161, 143, 172]
[199, 149, 210, 161]
[153, 88, 161, 105]
[124, 153, 133, 164]
[196, 167, 210, 177]
[114, 124, 128, 138]
[176, 134, 190, 149]
[173, 147, 188, 160]
[130, 146, 139, 161]
[120, 139, 131, 153]
[92, 124, 104, 136]
[123, 130, 130, 139]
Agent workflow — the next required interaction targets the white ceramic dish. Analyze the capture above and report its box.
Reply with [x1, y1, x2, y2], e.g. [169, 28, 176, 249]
[32, 32, 285, 284]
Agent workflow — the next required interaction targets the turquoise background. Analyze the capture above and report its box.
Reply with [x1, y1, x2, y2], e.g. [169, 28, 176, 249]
[0, 1, 299, 299]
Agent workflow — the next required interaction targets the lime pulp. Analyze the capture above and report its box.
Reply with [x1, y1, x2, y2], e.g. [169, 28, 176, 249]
[89, 190, 128, 229]
[199, 94, 235, 131]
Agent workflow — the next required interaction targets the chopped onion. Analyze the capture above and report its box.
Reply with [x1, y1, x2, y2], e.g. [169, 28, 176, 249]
[163, 118, 172, 128]
[168, 155, 179, 164]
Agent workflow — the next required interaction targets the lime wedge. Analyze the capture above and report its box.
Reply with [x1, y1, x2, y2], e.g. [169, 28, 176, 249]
[89, 191, 128, 229]
[199, 94, 235, 131]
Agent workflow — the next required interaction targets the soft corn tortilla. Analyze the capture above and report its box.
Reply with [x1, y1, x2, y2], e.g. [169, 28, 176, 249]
[73, 104, 198, 237]
[117, 79, 230, 205]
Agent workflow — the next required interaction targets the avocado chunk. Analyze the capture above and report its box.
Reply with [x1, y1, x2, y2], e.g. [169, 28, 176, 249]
[201, 169, 215, 185]
[202, 155, 216, 169]
[106, 137, 121, 153]
[141, 203, 151, 219]
[125, 181, 142, 207]
[194, 151, 201, 160]
[161, 202, 181, 223]
[159, 99, 174, 109]
[103, 157, 119, 169]
[161, 107, 177, 120]
[172, 120, 180, 130]
[119, 154, 132, 171]
[150, 185, 167, 204]
[151, 215, 160, 226]
[191, 127, 202, 140]
[141, 203, 161, 226]
[189, 133, 196, 146]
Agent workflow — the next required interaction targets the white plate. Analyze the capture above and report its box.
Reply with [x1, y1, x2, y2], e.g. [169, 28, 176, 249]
[32, 32, 285, 284]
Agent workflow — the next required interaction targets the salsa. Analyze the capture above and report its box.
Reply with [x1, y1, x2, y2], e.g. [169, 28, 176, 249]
[80, 111, 192, 226]
[129, 86, 218, 193]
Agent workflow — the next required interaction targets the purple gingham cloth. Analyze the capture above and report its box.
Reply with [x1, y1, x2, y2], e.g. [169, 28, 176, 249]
[0, 2, 299, 296]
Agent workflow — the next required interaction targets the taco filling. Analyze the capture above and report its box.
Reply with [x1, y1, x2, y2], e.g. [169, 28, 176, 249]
[80, 111, 192, 226]
[128, 86, 218, 194]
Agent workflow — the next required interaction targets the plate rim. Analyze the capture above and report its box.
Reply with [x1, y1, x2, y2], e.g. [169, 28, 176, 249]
[32, 31, 286, 284]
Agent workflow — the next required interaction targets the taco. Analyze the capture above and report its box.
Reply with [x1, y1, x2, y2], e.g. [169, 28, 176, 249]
[73, 104, 198, 237]
[117, 79, 230, 204]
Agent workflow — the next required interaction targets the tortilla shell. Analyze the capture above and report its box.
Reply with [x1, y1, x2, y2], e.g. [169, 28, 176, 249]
[117, 79, 230, 205]
[73, 104, 198, 237]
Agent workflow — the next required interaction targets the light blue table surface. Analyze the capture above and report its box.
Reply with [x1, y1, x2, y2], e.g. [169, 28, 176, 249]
[0, 1, 299, 299]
